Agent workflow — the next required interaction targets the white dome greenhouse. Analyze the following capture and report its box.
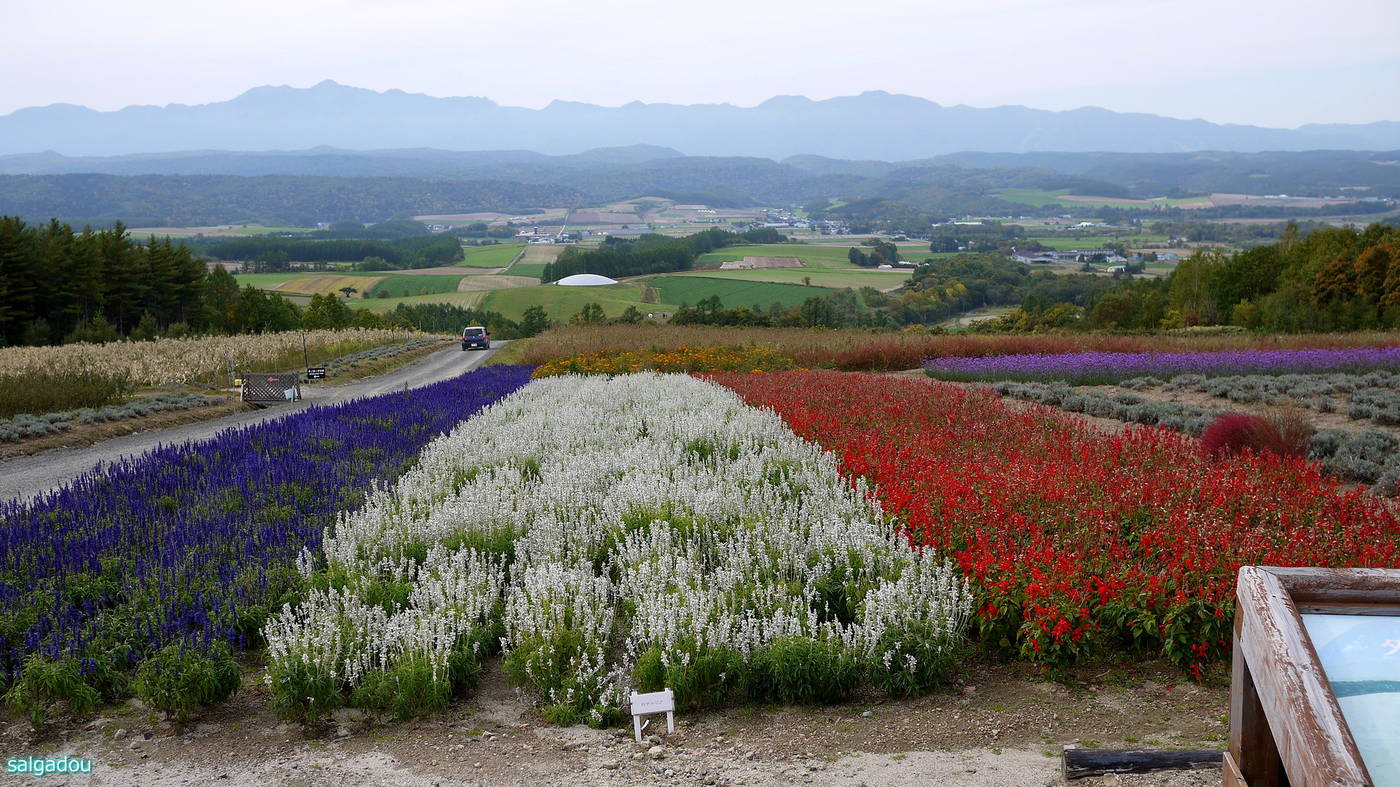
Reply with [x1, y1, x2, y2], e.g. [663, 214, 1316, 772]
[554, 273, 618, 286]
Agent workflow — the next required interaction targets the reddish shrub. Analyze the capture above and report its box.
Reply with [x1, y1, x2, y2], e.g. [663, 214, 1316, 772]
[1200, 410, 1314, 459]
[1200, 414, 1271, 458]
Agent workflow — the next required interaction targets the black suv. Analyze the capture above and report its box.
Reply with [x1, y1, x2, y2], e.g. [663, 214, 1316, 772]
[461, 326, 490, 351]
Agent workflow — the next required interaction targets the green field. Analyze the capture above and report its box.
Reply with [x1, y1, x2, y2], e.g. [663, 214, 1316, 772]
[507, 264, 549, 280]
[459, 243, 524, 268]
[696, 244, 869, 269]
[235, 271, 464, 298]
[482, 284, 678, 322]
[997, 188, 1212, 210]
[995, 188, 1076, 207]
[233, 273, 306, 289]
[1022, 235, 1169, 251]
[651, 276, 838, 309]
[683, 266, 911, 291]
[365, 275, 463, 298]
[358, 291, 492, 312]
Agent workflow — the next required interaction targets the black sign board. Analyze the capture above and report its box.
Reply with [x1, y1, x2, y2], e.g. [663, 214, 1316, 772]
[306, 367, 327, 380]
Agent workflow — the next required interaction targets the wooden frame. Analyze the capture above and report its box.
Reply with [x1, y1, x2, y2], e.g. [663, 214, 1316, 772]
[1226, 566, 1400, 786]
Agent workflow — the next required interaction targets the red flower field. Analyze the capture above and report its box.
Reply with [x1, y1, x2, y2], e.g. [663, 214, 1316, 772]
[712, 371, 1400, 675]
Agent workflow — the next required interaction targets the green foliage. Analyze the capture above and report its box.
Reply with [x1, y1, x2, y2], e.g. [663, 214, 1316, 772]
[503, 631, 623, 728]
[0, 218, 210, 344]
[0, 368, 132, 418]
[864, 622, 963, 697]
[634, 644, 745, 712]
[3, 656, 102, 726]
[653, 276, 837, 310]
[747, 637, 860, 705]
[132, 643, 241, 722]
[543, 228, 786, 283]
[267, 666, 341, 723]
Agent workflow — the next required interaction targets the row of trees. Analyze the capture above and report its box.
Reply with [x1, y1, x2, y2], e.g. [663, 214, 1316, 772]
[847, 239, 899, 267]
[0, 218, 208, 347]
[540, 228, 786, 282]
[970, 223, 1400, 333]
[201, 235, 463, 270]
[0, 216, 556, 347]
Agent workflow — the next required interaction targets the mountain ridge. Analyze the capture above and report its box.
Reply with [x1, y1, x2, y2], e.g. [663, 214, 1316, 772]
[3, 81, 1398, 159]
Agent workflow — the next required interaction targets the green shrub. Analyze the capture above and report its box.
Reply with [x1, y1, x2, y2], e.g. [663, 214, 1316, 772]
[633, 643, 744, 712]
[267, 659, 343, 723]
[132, 643, 241, 722]
[0, 369, 132, 419]
[748, 637, 859, 705]
[3, 656, 102, 726]
[865, 622, 963, 697]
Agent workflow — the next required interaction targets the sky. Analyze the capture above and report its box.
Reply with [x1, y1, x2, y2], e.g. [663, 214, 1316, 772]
[4, 0, 1398, 128]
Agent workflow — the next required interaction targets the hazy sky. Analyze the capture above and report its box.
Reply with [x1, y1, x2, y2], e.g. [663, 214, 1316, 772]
[5, 0, 1398, 127]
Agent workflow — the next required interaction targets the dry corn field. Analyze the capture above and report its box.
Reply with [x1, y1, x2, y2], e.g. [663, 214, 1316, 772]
[0, 328, 425, 387]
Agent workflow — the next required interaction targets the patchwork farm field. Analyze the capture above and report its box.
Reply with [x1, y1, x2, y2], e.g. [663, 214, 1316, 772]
[362, 274, 463, 298]
[996, 188, 1213, 209]
[482, 282, 677, 321]
[650, 275, 838, 308]
[683, 266, 912, 290]
[696, 243, 870, 269]
[459, 243, 524, 268]
[357, 275, 539, 312]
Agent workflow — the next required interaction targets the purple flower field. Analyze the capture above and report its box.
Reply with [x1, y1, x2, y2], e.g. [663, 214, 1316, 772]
[0, 366, 532, 710]
[923, 346, 1400, 384]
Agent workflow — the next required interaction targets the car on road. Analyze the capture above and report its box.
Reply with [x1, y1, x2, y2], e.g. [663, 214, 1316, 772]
[461, 326, 491, 351]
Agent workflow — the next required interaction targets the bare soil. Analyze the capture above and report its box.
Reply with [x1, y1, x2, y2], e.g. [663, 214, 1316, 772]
[2, 659, 1226, 786]
[720, 256, 804, 270]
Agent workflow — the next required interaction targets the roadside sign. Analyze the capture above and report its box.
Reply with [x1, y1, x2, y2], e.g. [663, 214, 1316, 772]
[630, 689, 675, 741]
[306, 367, 327, 380]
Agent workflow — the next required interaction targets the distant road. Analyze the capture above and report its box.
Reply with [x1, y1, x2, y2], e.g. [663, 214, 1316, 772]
[0, 342, 507, 505]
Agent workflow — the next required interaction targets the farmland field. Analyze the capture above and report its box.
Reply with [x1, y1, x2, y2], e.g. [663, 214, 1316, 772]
[482, 282, 676, 321]
[650, 275, 838, 308]
[357, 275, 539, 312]
[459, 243, 524, 268]
[363, 274, 463, 298]
[504, 263, 549, 280]
[996, 188, 1212, 209]
[682, 266, 912, 290]
[696, 244, 866, 269]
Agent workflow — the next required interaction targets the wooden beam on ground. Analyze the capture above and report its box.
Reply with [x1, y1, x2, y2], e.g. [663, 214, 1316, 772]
[1062, 748, 1224, 780]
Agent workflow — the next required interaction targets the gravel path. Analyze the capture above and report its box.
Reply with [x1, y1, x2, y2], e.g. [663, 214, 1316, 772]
[0, 342, 507, 504]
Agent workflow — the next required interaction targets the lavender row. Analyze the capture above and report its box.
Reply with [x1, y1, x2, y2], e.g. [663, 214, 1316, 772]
[924, 346, 1400, 384]
[0, 365, 533, 705]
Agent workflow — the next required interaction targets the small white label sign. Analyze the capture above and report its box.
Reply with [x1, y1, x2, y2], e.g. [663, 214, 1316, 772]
[630, 689, 674, 715]
[630, 689, 676, 741]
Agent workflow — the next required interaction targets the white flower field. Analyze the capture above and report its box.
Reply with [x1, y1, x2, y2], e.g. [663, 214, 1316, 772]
[265, 373, 971, 724]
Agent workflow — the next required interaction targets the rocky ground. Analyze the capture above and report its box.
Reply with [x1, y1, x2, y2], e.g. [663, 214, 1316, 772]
[1, 659, 1228, 786]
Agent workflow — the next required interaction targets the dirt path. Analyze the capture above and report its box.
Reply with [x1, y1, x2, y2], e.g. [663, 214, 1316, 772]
[0, 342, 508, 505]
[3, 659, 1225, 786]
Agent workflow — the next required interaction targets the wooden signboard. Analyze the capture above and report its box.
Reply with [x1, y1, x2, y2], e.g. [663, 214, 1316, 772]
[1227, 566, 1400, 787]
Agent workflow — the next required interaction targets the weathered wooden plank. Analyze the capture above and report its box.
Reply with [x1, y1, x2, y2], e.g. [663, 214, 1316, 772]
[1230, 612, 1282, 786]
[1061, 748, 1222, 779]
[1267, 566, 1400, 605]
[1222, 751, 1247, 787]
[1235, 566, 1371, 786]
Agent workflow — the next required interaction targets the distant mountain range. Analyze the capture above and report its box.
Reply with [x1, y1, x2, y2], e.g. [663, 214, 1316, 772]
[2, 80, 1398, 159]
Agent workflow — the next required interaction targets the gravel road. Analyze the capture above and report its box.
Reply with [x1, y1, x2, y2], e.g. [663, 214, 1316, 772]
[0, 342, 507, 505]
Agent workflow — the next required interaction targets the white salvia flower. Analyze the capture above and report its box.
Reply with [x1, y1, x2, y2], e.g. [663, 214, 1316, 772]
[265, 373, 972, 717]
